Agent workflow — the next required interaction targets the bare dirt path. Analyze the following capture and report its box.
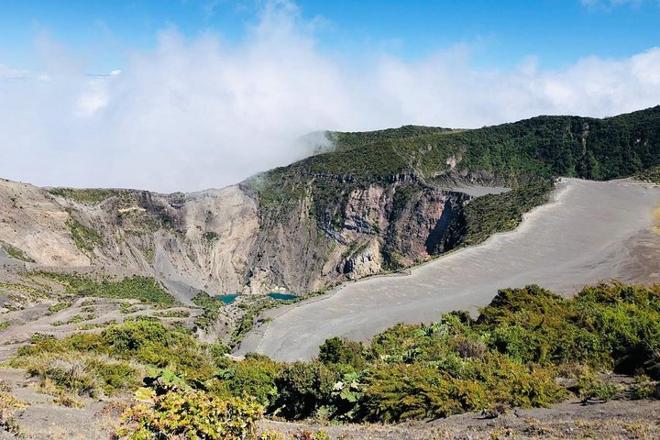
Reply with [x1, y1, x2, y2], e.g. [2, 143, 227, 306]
[0, 368, 123, 440]
[237, 178, 660, 361]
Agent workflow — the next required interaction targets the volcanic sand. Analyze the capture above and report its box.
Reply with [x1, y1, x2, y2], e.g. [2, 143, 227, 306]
[237, 178, 660, 361]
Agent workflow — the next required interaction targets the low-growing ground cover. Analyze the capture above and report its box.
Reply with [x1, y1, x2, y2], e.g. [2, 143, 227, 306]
[0, 241, 34, 263]
[34, 273, 175, 305]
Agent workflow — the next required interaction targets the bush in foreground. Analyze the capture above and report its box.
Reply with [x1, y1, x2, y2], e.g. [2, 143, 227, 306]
[116, 389, 262, 440]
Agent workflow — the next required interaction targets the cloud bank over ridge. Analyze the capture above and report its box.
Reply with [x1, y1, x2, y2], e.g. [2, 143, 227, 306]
[1, 1, 659, 192]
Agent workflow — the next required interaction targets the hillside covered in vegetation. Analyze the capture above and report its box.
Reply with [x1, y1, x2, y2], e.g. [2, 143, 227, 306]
[252, 106, 660, 223]
[4, 282, 657, 438]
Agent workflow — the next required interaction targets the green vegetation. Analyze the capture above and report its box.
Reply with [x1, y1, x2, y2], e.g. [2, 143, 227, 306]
[476, 283, 659, 375]
[265, 282, 658, 422]
[51, 313, 95, 327]
[154, 309, 190, 318]
[0, 241, 34, 263]
[11, 282, 658, 432]
[0, 282, 43, 296]
[214, 354, 282, 407]
[452, 179, 553, 247]
[191, 291, 222, 329]
[203, 231, 219, 242]
[12, 320, 215, 389]
[231, 292, 325, 345]
[0, 321, 10, 332]
[116, 389, 262, 440]
[77, 320, 116, 330]
[66, 218, 102, 254]
[142, 245, 155, 264]
[328, 125, 455, 152]
[119, 302, 142, 314]
[36, 273, 175, 305]
[4, 109, 658, 437]
[232, 299, 277, 344]
[48, 188, 118, 205]
[46, 302, 71, 315]
[191, 290, 315, 341]
[635, 165, 660, 184]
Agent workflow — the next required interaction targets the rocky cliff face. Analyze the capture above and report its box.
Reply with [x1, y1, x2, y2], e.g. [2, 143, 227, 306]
[0, 176, 470, 300]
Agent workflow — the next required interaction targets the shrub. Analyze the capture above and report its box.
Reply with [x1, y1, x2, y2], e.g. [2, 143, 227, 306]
[630, 375, 657, 400]
[0, 241, 34, 263]
[192, 291, 222, 329]
[28, 358, 97, 397]
[16, 352, 140, 398]
[8, 282, 659, 427]
[359, 363, 464, 421]
[48, 188, 117, 205]
[13, 320, 213, 393]
[319, 337, 367, 369]
[116, 389, 262, 440]
[215, 355, 282, 407]
[358, 358, 564, 422]
[477, 283, 660, 376]
[46, 302, 71, 315]
[273, 362, 338, 419]
[86, 357, 140, 394]
[66, 218, 102, 253]
[99, 320, 215, 381]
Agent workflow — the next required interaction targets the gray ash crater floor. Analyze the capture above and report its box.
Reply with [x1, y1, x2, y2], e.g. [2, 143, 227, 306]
[236, 178, 660, 361]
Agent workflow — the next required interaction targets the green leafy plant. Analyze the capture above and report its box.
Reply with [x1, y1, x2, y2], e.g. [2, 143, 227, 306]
[116, 389, 263, 440]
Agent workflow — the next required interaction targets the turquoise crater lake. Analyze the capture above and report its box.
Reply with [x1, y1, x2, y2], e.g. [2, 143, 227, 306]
[216, 294, 239, 304]
[267, 293, 298, 301]
[215, 292, 297, 304]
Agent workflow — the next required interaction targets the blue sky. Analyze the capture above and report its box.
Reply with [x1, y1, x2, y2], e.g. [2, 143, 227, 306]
[1, 0, 659, 72]
[1, 0, 659, 191]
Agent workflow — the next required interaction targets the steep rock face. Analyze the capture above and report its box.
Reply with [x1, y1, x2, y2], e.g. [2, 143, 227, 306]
[241, 192, 335, 294]
[0, 181, 261, 297]
[0, 179, 89, 266]
[339, 238, 383, 279]
[76, 185, 262, 297]
[384, 187, 469, 267]
[0, 176, 470, 299]
[153, 187, 261, 294]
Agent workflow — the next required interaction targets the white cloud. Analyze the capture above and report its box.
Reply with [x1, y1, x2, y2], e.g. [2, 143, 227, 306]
[0, 65, 29, 79]
[1, 1, 659, 192]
